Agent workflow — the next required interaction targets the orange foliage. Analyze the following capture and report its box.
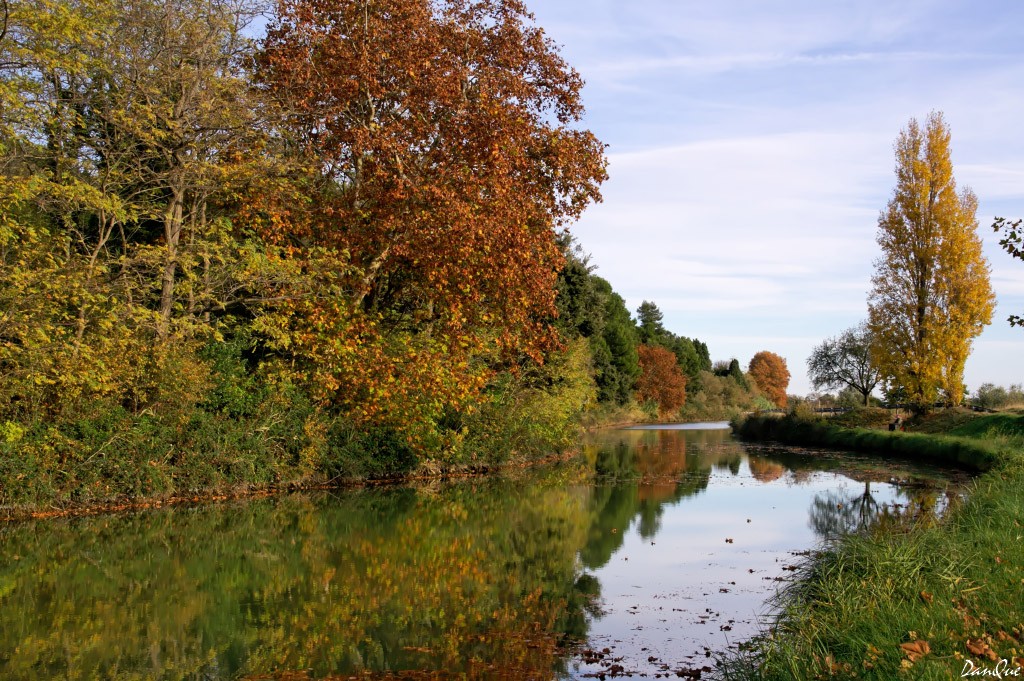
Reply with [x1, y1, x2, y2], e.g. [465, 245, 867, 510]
[248, 0, 607, 444]
[257, 0, 605, 352]
[748, 351, 790, 408]
[635, 345, 687, 416]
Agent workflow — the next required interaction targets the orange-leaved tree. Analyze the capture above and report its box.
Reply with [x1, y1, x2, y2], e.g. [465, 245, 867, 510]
[252, 0, 607, 452]
[748, 351, 790, 408]
[636, 345, 687, 416]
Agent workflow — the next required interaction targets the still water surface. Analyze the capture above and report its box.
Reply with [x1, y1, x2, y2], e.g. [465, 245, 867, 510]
[0, 424, 968, 679]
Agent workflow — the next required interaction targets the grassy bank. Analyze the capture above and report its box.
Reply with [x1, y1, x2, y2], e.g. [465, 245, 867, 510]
[732, 411, 1002, 471]
[721, 410, 1024, 680]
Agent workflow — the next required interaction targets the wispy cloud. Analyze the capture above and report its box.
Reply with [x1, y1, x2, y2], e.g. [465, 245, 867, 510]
[531, 0, 1024, 394]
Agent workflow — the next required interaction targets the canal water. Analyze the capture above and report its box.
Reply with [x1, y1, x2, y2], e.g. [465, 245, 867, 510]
[0, 424, 968, 680]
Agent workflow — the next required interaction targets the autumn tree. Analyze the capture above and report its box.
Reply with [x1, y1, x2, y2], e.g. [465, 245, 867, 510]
[748, 351, 789, 408]
[256, 0, 607, 446]
[633, 300, 706, 383]
[993, 217, 1022, 327]
[868, 113, 995, 410]
[807, 323, 881, 406]
[636, 344, 687, 415]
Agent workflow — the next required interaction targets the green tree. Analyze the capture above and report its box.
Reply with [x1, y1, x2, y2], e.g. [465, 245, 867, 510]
[591, 277, 640, 404]
[807, 323, 881, 406]
[554, 236, 604, 339]
[868, 113, 995, 410]
[636, 300, 665, 344]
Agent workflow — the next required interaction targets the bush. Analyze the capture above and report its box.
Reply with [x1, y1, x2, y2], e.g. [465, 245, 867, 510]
[323, 422, 419, 480]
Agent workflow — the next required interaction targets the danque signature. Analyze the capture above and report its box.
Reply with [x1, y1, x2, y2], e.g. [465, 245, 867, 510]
[962, 658, 1023, 678]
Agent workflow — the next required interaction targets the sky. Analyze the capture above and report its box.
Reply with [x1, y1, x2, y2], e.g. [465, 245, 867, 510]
[525, 0, 1024, 396]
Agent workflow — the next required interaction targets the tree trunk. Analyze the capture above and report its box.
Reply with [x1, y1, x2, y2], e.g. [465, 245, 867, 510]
[158, 184, 185, 339]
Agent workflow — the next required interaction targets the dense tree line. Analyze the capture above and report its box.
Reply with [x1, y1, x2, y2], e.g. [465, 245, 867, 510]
[0, 0, 782, 508]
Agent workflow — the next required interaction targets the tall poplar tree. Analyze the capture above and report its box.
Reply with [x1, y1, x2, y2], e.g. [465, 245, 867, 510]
[867, 112, 995, 410]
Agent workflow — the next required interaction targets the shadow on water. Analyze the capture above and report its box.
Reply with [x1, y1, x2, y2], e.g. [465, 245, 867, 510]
[0, 425, 970, 680]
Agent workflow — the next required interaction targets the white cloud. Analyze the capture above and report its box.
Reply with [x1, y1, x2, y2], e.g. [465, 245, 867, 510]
[533, 0, 1024, 394]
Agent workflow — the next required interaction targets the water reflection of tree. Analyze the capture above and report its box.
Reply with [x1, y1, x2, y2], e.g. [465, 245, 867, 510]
[809, 485, 879, 537]
[581, 428, 749, 567]
[809, 483, 947, 539]
[0, 477, 599, 680]
[748, 456, 786, 483]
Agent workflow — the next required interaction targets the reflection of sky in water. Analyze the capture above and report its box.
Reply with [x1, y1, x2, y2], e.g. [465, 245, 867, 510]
[567, 426, 964, 678]
[623, 421, 732, 431]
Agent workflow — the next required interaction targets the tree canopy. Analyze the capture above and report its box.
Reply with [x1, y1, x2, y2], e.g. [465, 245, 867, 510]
[867, 113, 995, 410]
[748, 351, 790, 408]
[807, 323, 881, 406]
[636, 344, 687, 415]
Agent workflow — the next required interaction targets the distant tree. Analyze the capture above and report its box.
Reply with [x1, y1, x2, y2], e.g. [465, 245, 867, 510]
[692, 339, 712, 372]
[837, 386, 870, 409]
[554, 235, 604, 338]
[712, 360, 731, 377]
[868, 112, 995, 411]
[726, 358, 748, 388]
[993, 217, 1022, 327]
[807, 324, 881, 406]
[974, 383, 1008, 410]
[591, 277, 640, 404]
[636, 301, 665, 344]
[664, 336, 700, 378]
[636, 345, 687, 415]
[748, 351, 790, 408]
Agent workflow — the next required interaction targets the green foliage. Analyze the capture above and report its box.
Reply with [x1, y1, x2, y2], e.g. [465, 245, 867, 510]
[972, 382, 1024, 410]
[554, 235, 604, 338]
[324, 423, 419, 480]
[677, 370, 763, 422]
[829, 406, 893, 429]
[590, 277, 640, 405]
[462, 337, 597, 464]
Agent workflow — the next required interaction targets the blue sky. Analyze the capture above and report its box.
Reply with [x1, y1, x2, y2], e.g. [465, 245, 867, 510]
[527, 0, 1024, 396]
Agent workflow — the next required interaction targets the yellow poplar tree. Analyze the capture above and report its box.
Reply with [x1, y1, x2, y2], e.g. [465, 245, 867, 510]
[867, 112, 995, 410]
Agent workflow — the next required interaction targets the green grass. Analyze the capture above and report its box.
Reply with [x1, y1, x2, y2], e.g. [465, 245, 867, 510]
[721, 412, 1024, 680]
[733, 411, 1004, 471]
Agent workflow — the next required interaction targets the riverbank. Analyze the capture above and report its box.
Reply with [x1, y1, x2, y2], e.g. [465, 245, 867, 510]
[0, 443, 590, 524]
[721, 410, 1024, 680]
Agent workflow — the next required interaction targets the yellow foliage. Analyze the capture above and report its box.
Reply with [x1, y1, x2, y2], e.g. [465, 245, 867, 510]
[868, 112, 995, 409]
